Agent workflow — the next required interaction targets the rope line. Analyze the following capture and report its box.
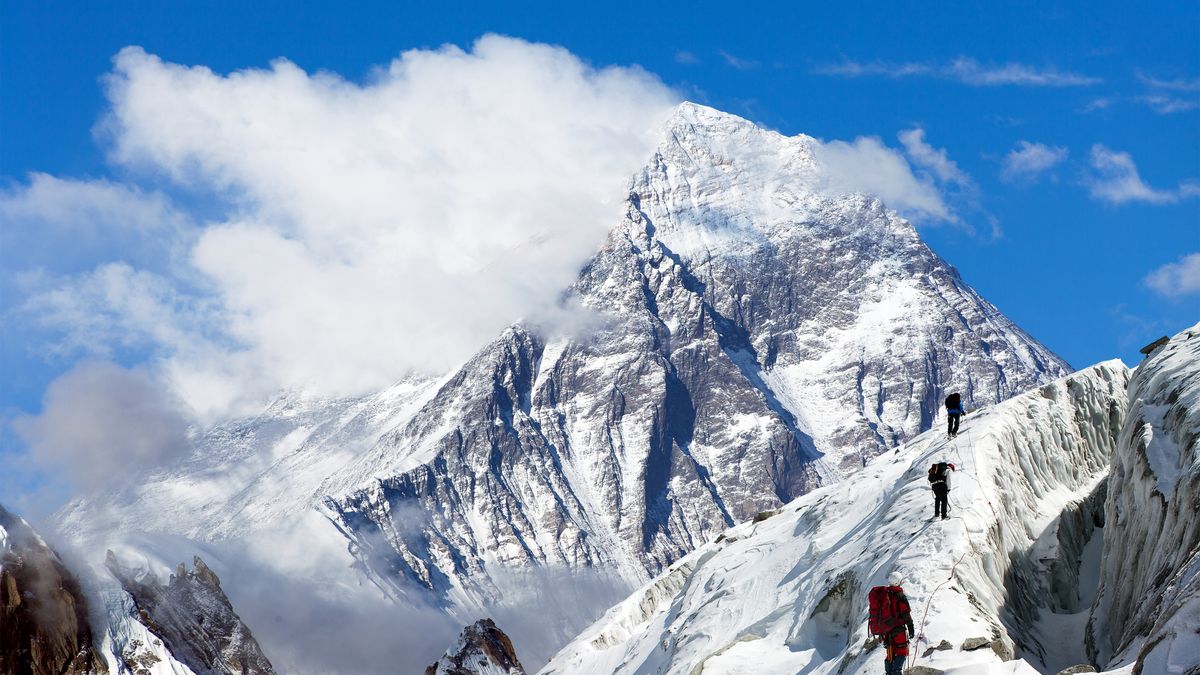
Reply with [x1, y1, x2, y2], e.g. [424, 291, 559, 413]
[908, 422, 1004, 668]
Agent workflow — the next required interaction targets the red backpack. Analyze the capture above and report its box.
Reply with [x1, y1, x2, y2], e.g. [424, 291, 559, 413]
[868, 586, 909, 638]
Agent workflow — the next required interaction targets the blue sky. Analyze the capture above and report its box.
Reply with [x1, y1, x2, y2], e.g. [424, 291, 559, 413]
[2, 1, 1197, 512]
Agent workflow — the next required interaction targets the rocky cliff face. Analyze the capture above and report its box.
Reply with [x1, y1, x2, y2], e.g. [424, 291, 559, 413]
[105, 553, 275, 675]
[426, 619, 526, 675]
[0, 505, 107, 675]
[1087, 324, 1200, 672]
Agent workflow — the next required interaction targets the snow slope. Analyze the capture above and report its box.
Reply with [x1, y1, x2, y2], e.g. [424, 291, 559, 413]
[1088, 324, 1200, 673]
[49, 102, 1069, 672]
[541, 361, 1128, 674]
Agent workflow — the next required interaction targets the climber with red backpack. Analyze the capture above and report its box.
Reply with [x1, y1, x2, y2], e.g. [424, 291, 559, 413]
[868, 575, 915, 675]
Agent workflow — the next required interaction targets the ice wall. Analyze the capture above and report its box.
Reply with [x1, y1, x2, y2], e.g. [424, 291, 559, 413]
[1088, 324, 1200, 672]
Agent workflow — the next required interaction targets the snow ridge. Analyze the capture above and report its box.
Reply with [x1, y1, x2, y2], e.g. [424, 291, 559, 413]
[541, 362, 1128, 674]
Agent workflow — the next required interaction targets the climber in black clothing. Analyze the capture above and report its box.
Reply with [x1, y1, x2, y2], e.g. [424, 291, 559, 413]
[928, 460, 956, 520]
[945, 392, 964, 438]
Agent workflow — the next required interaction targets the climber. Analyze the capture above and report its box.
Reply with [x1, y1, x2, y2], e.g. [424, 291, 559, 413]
[944, 392, 965, 438]
[928, 460, 956, 520]
[868, 574, 915, 675]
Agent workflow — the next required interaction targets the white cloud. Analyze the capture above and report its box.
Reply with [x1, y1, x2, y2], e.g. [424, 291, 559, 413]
[812, 135, 956, 224]
[1001, 141, 1069, 183]
[1080, 97, 1115, 113]
[1140, 94, 1200, 114]
[717, 50, 758, 70]
[19, 263, 218, 360]
[814, 57, 1100, 87]
[1086, 144, 1200, 205]
[1135, 72, 1200, 114]
[23, 34, 681, 417]
[897, 128, 971, 185]
[1137, 73, 1200, 92]
[0, 174, 190, 274]
[1144, 253, 1200, 297]
[674, 50, 699, 65]
[12, 361, 194, 493]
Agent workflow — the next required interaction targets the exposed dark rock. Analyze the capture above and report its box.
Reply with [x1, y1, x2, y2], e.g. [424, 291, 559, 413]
[105, 552, 275, 675]
[0, 504, 107, 675]
[961, 636, 990, 650]
[426, 618, 525, 675]
[1055, 666, 1097, 674]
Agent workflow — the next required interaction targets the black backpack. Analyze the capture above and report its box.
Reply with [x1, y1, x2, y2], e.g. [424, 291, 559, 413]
[928, 462, 950, 484]
[945, 393, 961, 410]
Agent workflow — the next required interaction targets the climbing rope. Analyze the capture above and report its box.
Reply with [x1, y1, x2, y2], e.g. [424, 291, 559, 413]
[909, 423, 1004, 668]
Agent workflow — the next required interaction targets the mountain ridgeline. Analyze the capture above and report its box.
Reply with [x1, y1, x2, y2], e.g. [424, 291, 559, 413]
[43, 103, 1083, 672]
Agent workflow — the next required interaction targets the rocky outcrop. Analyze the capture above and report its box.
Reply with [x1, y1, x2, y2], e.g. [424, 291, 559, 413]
[105, 552, 275, 675]
[426, 618, 526, 675]
[1087, 324, 1200, 672]
[0, 504, 107, 675]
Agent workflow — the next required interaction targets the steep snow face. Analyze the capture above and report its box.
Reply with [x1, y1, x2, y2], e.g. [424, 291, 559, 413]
[1088, 324, 1200, 671]
[541, 362, 1127, 675]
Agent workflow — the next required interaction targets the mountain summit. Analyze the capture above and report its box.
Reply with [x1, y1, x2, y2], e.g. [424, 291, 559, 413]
[55, 103, 1069, 670]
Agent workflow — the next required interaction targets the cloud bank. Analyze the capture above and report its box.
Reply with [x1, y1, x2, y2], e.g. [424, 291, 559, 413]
[9, 35, 680, 421]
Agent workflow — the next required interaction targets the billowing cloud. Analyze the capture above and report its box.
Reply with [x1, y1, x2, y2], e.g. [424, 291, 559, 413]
[0, 174, 189, 274]
[897, 128, 971, 185]
[812, 135, 956, 224]
[10, 36, 986, 427]
[1144, 253, 1200, 297]
[814, 57, 1100, 87]
[1001, 141, 1068, 183]
[1086, 144, 1200, 205]
[12, 361, 194, 493]
[13, 35, 679, 419]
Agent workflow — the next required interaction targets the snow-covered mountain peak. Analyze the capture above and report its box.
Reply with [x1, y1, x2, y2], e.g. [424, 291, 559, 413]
[48, 101, 1072, 672]
[645, 102, 908, 256]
